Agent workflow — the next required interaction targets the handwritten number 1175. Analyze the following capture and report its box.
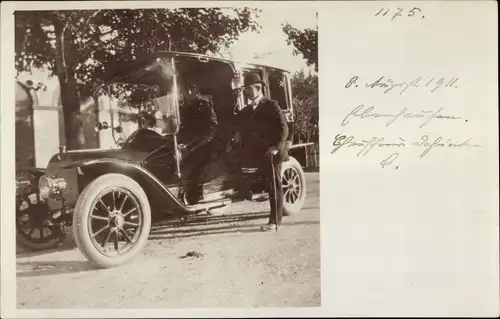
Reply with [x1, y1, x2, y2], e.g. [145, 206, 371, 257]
[375, 7, 425, 20]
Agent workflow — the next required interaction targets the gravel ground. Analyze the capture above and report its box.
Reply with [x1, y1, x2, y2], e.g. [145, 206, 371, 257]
[16, 173, 320, 309]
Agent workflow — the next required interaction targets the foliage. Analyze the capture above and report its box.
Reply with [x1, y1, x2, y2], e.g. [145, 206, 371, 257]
[282, 22, 318, 72]
[291, 70, 318, 143]
[15, 8, 261, 149]
[16, 9, 261, 94]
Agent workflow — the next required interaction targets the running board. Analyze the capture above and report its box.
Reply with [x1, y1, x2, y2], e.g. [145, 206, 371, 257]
[186, 199, 231, 213]
[184, 192, 268, 213]
[252, 193, 269, 202]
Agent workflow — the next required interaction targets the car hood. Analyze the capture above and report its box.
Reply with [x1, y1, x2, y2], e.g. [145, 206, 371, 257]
[50, 148, 150, 166]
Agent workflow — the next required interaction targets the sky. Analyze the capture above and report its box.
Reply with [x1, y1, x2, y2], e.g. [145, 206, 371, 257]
[222, 7, 317, 74]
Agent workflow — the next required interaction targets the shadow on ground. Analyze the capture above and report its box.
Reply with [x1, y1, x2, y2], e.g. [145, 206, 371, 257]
[16, 260, 100, 278]
[16, 244, 76, 259]
[149, 220, 319, 240]
[149, 211, 319, 240]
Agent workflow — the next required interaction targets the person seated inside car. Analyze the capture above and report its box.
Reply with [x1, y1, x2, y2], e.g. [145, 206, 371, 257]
[122, 110, 173, 153]
[138, 110, 157, 130]
[178, 81, 218, 146]
[177, 81, 219, 204]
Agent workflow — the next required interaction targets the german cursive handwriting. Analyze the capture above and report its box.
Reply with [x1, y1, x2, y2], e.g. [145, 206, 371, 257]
[341, 104, 462, 128]
[345, 76, 459, 95]
[331, 134, 484, 167]
[380, 153, 400, 168]
[411, 135, 484, 157]
[331, 134, 406, 157]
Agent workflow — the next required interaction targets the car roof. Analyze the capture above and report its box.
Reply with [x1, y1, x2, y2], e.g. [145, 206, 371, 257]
[152, 51, 291, 73]
[103, 51, 291, 83]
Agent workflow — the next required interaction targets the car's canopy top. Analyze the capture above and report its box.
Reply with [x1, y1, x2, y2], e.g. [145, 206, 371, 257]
[102, 51, 290, 84]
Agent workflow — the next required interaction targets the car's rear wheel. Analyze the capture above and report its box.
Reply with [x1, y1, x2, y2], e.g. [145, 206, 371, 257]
[73, 173, 151, 269]
[16, 193, 60, 251]
[282, 157, 307, 216]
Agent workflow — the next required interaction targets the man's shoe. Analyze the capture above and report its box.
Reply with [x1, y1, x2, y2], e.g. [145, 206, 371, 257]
[260, 224, 277, 232]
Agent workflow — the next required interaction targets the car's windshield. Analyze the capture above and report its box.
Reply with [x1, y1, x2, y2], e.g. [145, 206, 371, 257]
[98, 55, 241, 149]
[102, 57, 180, 144]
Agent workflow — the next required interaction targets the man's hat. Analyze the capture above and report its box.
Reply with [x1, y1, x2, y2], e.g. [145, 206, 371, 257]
[243, 73, 266, 87]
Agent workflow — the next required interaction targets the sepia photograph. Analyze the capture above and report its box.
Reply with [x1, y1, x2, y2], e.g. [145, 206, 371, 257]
[4, 1, 498, 318]
[12, 4, 319, 309]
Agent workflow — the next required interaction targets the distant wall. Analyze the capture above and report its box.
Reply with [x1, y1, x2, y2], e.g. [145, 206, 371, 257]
[29, 78, 60, 168]
[32, 107, 60, 168]
[16, 69, 142, 169]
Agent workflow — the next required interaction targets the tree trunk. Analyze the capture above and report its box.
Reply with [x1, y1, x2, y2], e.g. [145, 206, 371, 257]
[59, 76, 85, 150]
[54, 19, 85, 150]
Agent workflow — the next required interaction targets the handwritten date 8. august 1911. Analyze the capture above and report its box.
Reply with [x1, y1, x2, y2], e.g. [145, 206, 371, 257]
[345, 76, 459, 95]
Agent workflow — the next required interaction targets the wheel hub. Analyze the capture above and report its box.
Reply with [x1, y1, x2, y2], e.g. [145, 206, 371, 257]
[110, 214, 124, 228]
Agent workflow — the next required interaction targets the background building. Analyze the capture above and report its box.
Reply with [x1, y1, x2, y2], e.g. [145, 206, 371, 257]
[15, 70, 137, 169]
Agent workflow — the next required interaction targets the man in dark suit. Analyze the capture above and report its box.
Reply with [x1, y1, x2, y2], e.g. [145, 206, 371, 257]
[236, 73, 289, 231]
[178, 81, 219, 204]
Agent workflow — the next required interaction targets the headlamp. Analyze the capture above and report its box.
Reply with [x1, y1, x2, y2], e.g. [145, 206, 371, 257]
[38, 175, 67, 199]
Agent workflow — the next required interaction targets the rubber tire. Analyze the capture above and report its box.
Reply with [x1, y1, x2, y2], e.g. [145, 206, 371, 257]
[73, 173, 151, 269]
[282, 157, 307, 216]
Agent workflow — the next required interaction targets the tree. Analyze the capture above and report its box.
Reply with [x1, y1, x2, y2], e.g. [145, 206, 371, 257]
[282, 22, 318, 72]
[15, 8, 261, 150]
[291, 70, 318, 143]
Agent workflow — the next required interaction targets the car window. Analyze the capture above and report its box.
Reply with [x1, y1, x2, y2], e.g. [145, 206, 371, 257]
[268, 71, 289, 110]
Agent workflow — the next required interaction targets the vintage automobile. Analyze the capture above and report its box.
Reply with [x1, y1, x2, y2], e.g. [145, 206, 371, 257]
[23, 51, 307, 268]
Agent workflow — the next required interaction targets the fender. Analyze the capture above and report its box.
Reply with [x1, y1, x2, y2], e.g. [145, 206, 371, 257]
[62, 158, 190, 215]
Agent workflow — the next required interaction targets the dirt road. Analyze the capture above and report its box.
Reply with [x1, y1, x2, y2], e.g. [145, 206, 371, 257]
[16, 173, 320, 308]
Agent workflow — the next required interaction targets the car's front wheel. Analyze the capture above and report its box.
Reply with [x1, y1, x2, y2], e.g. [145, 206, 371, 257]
[73, 173, 151, 269]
